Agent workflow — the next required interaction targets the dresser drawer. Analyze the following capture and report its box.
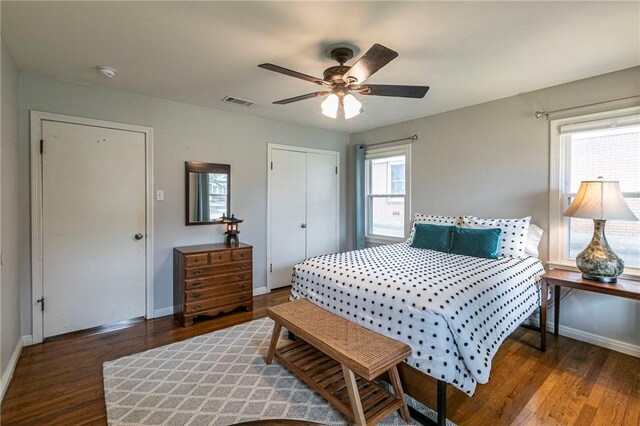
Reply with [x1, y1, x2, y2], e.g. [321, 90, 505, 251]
[210, 251, 231, 264]
[184, 253, 209, 267]
[185, 291, 252, 314]
[185, 261, 251, 278]
[231, 248, 252, 261]
[185, 272, 252, 290]
[185, 281, 251, 302]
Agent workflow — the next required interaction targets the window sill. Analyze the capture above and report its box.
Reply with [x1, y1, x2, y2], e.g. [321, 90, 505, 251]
[365, 236, 405, 246]
[547, 260, 640, 280]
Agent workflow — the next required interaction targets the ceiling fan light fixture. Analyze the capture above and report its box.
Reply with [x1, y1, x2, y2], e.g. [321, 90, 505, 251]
[343, 94, 362, 119]
[321, 93, 339, 118]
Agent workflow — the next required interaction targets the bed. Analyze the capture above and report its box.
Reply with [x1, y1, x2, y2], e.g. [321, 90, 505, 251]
[289, 242, 545, 397]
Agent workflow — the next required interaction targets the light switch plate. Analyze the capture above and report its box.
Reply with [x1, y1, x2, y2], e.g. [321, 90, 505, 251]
[156, 190, 164, 201]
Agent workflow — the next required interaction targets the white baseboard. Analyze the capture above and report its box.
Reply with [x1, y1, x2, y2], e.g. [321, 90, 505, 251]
[153, 306, 174, 318]
[527, 317, 640, 357]
[1, 338, 23, 401]
[21, 335, 34, 346]
[253, 286, 270, 296]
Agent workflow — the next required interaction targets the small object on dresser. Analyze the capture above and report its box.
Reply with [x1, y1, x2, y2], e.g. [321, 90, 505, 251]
[563, 177, 638, 283]
[173, 243, 253, 326]
[216, 214, 243, 247]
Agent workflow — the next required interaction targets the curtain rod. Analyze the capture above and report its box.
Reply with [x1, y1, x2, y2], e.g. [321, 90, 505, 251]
[534, 95, 640, 119]
[364, 134, 418, 148]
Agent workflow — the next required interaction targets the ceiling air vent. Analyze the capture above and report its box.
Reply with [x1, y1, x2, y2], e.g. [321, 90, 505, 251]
[221, 96, 255, 108]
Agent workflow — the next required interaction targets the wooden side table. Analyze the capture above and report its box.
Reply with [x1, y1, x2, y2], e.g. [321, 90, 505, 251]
[539, 269, 640, 351]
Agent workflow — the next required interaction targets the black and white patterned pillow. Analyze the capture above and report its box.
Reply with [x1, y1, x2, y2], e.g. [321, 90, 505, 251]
[460, 216, 531, 258]
[406, 214, 462, 244]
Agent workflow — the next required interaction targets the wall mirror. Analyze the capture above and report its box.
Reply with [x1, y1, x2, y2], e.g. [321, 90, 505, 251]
[185, 161, 230, 225]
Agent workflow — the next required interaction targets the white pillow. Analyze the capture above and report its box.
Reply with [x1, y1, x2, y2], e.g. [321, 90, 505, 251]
[461, 216, 531, 258]
[524, 223, 544, 258]
[406, 214, 462, 244]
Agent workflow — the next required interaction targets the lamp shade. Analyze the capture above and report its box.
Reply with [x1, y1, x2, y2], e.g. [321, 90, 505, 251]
[321, 94, 339, 118]
[343, 94, 362, 119]
[563, 179, 638, 221]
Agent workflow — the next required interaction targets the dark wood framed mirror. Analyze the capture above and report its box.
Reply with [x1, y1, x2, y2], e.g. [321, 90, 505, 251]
[185, 161, 230, 225]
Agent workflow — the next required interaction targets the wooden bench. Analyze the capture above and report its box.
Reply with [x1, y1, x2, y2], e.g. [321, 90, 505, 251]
[265, 299, 412, 426]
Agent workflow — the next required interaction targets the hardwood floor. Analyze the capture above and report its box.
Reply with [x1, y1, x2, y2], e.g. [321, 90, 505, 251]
[1, 288, 638, 425]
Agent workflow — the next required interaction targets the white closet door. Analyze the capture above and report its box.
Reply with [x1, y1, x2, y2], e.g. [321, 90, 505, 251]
[306, 152, 339, 258]
[42, 120, 146, 337]
[269, 149, 307, 288]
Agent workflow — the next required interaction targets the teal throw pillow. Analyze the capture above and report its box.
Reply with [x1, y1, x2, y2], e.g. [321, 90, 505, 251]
[450, 227, 502, 259]
[410, 223, 454, 252]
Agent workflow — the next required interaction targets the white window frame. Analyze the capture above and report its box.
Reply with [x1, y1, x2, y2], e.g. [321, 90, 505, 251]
[548, 106, 640, 278]
[365, 144, 411, 244]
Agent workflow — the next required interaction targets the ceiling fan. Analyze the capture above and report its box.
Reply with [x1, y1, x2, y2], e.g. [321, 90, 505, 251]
[258, 43, 429, 119]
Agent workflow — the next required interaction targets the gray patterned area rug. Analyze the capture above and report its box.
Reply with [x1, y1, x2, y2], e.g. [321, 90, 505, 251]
[103, 318, 456, 426]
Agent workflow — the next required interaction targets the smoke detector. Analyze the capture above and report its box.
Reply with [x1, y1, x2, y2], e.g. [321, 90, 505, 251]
[96, 65, 117, 78]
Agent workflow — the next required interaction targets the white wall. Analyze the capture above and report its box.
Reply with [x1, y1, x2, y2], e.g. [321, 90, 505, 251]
[350, 66, 640, 353]
[1, 38, 22, 395]
[18, 73, 349, 335]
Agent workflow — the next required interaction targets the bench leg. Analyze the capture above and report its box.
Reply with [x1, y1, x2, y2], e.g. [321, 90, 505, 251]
[342, 365, 367, 426]
[388, 365, 411, 423]
[265, 322, 282, 364]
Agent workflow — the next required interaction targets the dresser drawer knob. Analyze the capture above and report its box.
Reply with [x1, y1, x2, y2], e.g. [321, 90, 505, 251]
[238, 273, 247, 280]
[192, 293, 201, 299]
[192, 281, 202, 287]
[239, 295, 248, 301]
[192, 305, 201, 310]
[192, 270, 202, 276]
[194, 259, 199, 263]
[239, 284, 248, 290]
[238, 264, 247, 269]
[219, 255, 224, 259]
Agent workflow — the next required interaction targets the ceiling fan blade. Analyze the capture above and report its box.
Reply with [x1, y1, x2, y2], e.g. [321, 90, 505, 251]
[273, 91, 331, 105]
[358, 84, 430, 98]
[258, 63, 324, 85]
[342, 44, 399, 84]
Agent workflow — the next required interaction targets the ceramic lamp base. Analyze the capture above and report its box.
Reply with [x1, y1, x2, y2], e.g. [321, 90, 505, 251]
[580, 273, 617, 283]
[575, 219, 624, 284]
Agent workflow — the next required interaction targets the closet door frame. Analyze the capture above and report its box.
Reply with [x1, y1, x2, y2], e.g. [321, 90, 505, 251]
[266, 143, 340, 291]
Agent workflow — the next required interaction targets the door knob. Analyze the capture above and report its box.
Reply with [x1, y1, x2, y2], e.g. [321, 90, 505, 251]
[300, 223, 307, 228]
[134, 233, 144, 240]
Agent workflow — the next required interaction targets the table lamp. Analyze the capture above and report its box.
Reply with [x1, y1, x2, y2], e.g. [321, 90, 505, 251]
[563, 177, 638, 283]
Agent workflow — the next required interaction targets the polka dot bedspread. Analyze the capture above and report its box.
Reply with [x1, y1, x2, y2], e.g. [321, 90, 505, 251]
[290, 243, 545, 396]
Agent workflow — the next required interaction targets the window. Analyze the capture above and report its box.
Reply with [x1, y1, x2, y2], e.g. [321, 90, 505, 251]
[550, 107, 640, 275]
[208, 173, 228, 219]
[365, 145, 411, 240]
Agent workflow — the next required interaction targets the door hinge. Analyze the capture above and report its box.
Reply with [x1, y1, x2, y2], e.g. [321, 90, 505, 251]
[40, 139, 44, 154]
[270, 263, 273, 273]
[270, 161, 273, 170]
[335, 166, 338, 174]
[36, 297, 45, 312]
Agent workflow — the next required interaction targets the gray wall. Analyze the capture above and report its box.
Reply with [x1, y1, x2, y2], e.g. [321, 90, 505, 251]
[350, 66, 640, 349]
[18, 73, 349, 335]
[1, 39, 21, 383]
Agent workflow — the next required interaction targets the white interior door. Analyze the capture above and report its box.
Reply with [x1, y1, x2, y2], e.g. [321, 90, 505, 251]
[42, 120, 146, 338]
[306, 152, 339, 258]
[269, 149, 307, 289]
[268, 146, 339, 290]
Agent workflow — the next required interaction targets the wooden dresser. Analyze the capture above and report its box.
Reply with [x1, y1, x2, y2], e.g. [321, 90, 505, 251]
[173, 243, 253, 326]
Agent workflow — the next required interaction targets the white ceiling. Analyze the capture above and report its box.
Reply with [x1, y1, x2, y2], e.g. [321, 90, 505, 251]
[2, 1, 639, 133]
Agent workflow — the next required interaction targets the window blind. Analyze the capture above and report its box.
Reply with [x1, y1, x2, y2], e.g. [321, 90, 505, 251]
[559, 113, 640, 135]
[365, 145, 409, 160]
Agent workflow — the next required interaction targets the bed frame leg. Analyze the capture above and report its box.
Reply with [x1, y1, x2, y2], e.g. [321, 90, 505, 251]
[437, 380, 446, 426]
[407, 380, 447, 426]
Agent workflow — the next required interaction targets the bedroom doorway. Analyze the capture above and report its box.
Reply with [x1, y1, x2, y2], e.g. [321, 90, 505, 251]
[267, 144, 340, 289]
[31, 112, 153, 342]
